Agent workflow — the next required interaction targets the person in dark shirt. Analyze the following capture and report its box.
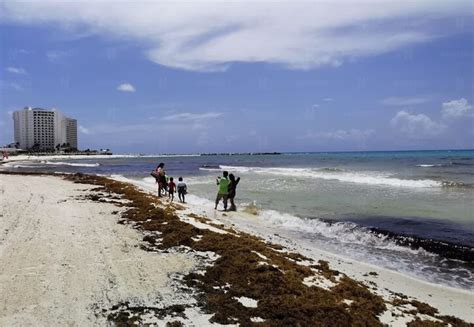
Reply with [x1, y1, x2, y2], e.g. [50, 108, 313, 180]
[168, 177, 176, 202]
[228, 173, 240, 211]
[152, 162, 167, 197]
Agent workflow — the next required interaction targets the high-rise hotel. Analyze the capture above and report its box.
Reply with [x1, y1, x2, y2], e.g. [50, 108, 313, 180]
[13, 107, 78, 150]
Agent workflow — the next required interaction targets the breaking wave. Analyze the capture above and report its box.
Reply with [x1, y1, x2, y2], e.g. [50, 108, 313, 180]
[42, 161, 100, 167]
[261, 210, 434, 254]
[175, 191, 423, 255]
[213, 165, 442, 188]
[199, 165, 222, 172]
[416, 164, 444, 167]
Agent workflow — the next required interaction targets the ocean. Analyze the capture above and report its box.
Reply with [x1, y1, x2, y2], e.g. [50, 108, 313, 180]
[3, 150, 473, 290]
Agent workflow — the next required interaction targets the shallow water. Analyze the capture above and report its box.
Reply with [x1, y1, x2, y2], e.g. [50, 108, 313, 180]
[3, 150, 473, 289]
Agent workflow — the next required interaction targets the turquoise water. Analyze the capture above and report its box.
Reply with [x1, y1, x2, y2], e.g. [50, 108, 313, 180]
[5, 149, 473, 235]
[4, 150, 474, 289]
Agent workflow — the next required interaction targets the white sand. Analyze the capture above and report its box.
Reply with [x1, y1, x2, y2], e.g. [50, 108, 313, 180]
[0, 175, 197, 325]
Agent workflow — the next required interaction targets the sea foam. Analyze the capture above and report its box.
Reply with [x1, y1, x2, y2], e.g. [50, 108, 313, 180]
[42, 161, 100, 167]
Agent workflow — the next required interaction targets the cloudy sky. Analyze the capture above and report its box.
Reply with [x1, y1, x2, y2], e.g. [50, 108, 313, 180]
[0, 0, 473, 153]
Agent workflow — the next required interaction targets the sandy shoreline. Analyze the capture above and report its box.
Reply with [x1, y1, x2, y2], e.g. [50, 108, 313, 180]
[0, 173, 472, 326]
[0, 174, 207, 325]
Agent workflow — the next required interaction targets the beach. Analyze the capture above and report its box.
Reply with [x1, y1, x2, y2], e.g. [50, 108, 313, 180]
[0, 172, 472, 325]
[2, 0, 473, 324]
[0, 173, 206, 325]
[7, 151, 470, 291]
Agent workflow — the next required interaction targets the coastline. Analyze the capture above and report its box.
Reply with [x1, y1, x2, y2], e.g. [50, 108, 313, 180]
[0, 153, 203, 165]
[0, 154, 140, 163]
[1, 172, 472, 325]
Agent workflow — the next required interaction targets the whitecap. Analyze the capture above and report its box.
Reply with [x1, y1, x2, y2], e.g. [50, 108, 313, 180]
[416, 164, 443, 167]
[43, 161, 100, 167]
[219, 165, 441, 188]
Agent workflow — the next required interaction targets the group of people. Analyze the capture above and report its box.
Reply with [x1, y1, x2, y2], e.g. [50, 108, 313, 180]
[215, 170, 240, 211]
[151, 163, 241, 211]
[152, 163, 187, 203]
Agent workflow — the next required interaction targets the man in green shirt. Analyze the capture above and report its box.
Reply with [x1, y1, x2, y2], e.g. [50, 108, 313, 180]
[215, 171, 230, 211]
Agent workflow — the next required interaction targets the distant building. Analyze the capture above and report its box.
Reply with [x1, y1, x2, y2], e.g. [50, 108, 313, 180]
[65, 118, 78, 149]
[12, 107, 78, 150]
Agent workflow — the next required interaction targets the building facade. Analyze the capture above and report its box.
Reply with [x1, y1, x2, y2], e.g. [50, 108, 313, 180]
[12, 107, 78, 150]
[65, 118, 78, 149]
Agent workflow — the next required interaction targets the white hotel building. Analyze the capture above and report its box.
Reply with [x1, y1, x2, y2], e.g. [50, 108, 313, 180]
[13, 107, 78, 150]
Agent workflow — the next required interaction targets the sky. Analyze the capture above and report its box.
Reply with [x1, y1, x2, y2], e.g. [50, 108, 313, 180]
[0, 0, 473, 154]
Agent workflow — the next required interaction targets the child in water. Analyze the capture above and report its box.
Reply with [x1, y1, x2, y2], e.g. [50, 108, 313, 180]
[168, 177, 176, 202]
[177, 177, 187, 203]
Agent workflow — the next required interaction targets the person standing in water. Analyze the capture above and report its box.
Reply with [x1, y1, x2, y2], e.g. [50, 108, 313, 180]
[153, 163, 167, 197]
[177, 177, 187, 203]
[228, 173, 241, 211]
[168, 177, 176, 202]
[215, 171, 230, 211]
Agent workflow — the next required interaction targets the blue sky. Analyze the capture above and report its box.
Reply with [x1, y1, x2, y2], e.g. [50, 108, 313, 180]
[0, 1, 473, 154]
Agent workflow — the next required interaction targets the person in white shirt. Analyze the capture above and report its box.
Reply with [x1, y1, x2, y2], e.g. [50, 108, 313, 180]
[177, 176, 187, 203]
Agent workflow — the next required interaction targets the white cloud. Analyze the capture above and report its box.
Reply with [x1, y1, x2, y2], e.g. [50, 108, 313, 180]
[391, 110, 445, 137]
[441, 98, 473, 119]
[79, 125, 91, 135]
[305, 129, 374, 141]
[162, 112, 223, 122]
[323, 98, 333, 102]
[381, 96, 430, 106]
[0, 1, 470, 72]
[117, 83, 136, 92]
[6, 67, 27, 75]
